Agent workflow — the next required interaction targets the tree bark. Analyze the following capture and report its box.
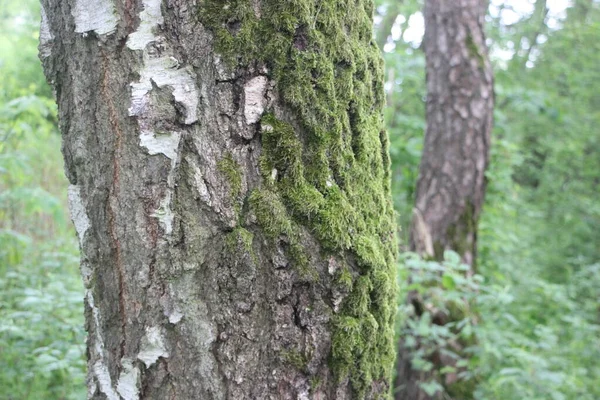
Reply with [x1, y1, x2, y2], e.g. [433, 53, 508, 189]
[411, 0, 493, 267]
[395, 0, 493, 398]
[40, 0, 398, 399]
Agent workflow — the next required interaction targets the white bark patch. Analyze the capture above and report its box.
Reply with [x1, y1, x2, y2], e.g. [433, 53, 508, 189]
[138, 130, 180, 235]
[152, 192, 175, 235]
[116, 359, 140, 400]
[130, 57, 199, 125]
[137, 326, 169, 368]
[244, 76, 268, 124]
[88, 379, 98, 399]
[127, 0, 198, 124]
[126, 0, 164, 51]
[139, 130, 181, 160]
[160, 290, 185, 324]
[86, 291, 105, 360]
[72, 0, 118, 35]
[128, 0, 200, 238]
[86, 291, 119, 400]
[92, 361, 119, 400]
[67, 185, 90, 246]
[39, 5, 53, 59]
[167, 309, 184, 324]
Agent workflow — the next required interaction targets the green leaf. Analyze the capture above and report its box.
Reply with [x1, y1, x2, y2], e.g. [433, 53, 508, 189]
[419, 381, 443, 396]
[442, 274, 456, 290]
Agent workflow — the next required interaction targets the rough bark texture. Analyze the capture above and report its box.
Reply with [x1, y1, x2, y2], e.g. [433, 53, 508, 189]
[40, 1, 398, 399]
[395, 0, 493, 399]
[409, 0, 493, 267]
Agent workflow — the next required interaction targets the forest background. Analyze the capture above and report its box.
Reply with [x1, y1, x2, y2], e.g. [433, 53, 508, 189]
[0, 0, 598, 398]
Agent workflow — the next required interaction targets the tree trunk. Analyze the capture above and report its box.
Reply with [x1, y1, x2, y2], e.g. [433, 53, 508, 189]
[395, 0, 493, 398]
[411, 0, 493, 267]
[40, 0, 398, 399]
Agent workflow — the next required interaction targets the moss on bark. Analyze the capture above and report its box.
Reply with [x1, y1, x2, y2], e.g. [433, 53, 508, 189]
[218, 152, 242, 199]
[199, 1, 398, 397]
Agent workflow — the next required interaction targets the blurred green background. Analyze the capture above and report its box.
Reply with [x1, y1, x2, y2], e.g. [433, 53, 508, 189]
[0, 0, 598, 399]
[0, 0, 85, 399]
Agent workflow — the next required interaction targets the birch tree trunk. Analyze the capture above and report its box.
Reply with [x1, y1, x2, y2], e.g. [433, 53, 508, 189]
[39, 0, 398, 399]
[395, 0, 493, 398]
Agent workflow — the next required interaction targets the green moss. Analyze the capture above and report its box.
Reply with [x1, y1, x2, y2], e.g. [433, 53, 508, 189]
[248, 188, 294, 238]
[248, 188, 317, 281]
[199, 1, 398, 396]
[225, 227, 253, 252]
[217, 152, 242, 199]
[346, 276, 372, 316]
[224, 227, 257, 265]
[337, 267, 354, 291]
[281, 349, 308, 371]
[310, 376, 323, 391]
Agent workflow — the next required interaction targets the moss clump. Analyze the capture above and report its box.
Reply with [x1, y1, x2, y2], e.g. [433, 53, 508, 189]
[248, 188, 317, 281]
[224, 227, 257, 265]
[225, 227, 254, 252]
[199, 1, 398, 397]
[248, 188, 295, 238]
[281, 349, 309, 371]
[217, 152, 242, 199]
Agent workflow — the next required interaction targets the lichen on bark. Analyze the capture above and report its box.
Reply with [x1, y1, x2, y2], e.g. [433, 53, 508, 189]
[199, 1, 398, 396]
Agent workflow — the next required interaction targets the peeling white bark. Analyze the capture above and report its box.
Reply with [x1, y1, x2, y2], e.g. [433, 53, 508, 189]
[126, 0, 164, 51]
[126, 0, 199, 237]
[116, 359, 140, 400]
[139, 130, 181, 160]
[128, 0, 198, 124]
[67, 185, 90, 245]
[130, 57, 199, 125]
[139, 130, 180, 234]
[92, 361, 119, 400]
[86, 291, 119, 400]
[72, 0, 118, 35]
[80, 262, 93, 288]
[243, 76, 268, 124]
[137, 326, 169, 368]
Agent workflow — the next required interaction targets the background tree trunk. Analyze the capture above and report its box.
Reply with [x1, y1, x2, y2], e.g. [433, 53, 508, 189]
[40, 0, 398, 399]
[395, 0, 493, 398]
[411, 0, 493, 267]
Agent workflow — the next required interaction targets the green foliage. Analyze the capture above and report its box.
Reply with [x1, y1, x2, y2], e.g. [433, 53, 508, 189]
[378, 0, 600, 398]
[397, 252, 481, 397]
[0, 241, 85, 400]
[0, 2, 85, 398]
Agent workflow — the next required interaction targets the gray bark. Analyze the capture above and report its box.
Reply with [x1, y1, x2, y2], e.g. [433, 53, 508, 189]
[39, 1, 398, 399]
[395, 0, 493, 399]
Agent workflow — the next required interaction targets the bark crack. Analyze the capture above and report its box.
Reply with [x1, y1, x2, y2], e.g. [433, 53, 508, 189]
[102, 50, 128, 359]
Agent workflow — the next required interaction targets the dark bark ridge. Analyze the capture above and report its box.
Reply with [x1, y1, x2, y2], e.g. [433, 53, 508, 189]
[40, 0, 398, 399]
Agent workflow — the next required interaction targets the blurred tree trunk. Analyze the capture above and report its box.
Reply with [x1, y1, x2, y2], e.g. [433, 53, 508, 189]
[39, 0, 398, 399]
[395, 0, 493, 398]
